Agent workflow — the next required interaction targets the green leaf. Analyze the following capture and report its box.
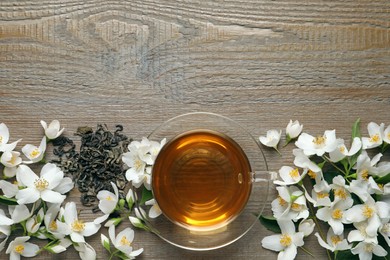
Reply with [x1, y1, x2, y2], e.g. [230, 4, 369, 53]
[352, 118, 361, 139]
[376, 173, 390, 184]
[335, 250, 358, 260]
[0, 195, 18, 205]
[350, 118, 362, 167]
[139, 187, 153, 205]
[103, 240, 111, 252]
[258, 215, 281, 233]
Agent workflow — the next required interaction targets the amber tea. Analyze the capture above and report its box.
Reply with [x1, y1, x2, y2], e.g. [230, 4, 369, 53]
[152, 130, 252, 231]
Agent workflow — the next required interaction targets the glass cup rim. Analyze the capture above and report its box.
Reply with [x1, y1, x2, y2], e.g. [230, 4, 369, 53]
[141, 111, 269, 251]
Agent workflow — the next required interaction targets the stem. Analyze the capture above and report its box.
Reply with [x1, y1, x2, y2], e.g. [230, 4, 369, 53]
[299, 246, 315, 258]
[307, 199, 332, 260]
[322, 156, 347, 175]
[274, 147, 282, 156]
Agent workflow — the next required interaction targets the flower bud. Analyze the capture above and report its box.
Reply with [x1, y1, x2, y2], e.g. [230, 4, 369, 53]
[286, 120, 303, 139]
[298, 219, 315, 237]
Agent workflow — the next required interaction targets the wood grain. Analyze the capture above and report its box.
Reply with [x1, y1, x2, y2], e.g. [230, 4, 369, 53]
[1, 0, 389, 259]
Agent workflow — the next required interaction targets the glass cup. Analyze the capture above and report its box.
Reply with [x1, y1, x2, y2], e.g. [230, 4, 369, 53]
[133, 112, 269, 250]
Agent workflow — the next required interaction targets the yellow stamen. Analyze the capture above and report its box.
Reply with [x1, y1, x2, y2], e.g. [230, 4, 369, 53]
[382, 223, 390, 233]
[313, 136, 326, 146]
[30, 148, 40, 158]
[50, 220, 58, 231]
[334, 188, 347, 200]
[361, 169, 369, 180]
[71, 220, 85, 232]
[378, 184, 384, 191]
[370, 134, 380, 143]
[291, 203, 302, 211]
[307, 170, 317, 179]
[278, 196, 287, 206]
[362, 205, 374, 218]
[339, 146, 345, 153]
[330, 235, 342, 245]
[14, 244, 24, 254]
[365, 244, 374, 252]
[120, 236, 132, 246]
[106, 196, 113, 201]
[387, 133, 390, 140]
[0, 136, 2, 143]
[13, 180, 19, 185]
[332, 209, 343, 219]
[289, 168, 299, 179]
[134, 159, 143, 171]
[34, 178, 49, 191]
[9, 154, 17, 165]
[317, 192, 329, 199]
[280, 234, 292, 247]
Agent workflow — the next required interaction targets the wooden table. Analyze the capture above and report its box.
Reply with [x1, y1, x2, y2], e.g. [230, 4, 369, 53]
[1, 0, 389, 259]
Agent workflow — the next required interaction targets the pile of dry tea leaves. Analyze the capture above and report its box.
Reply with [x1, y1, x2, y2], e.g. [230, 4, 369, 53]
[51, 124, 131, 207]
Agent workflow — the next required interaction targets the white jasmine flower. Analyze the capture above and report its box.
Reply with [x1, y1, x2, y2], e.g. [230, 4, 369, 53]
[26, 208, 44, 234]
[40, 120, 64, 140]
[56, 202, 101, 243]
[108, 225, 144, 259]
[0, 151, 22, 168]
[295, 130, 338, 156]
[304, 182, 331, 207]
[384, 124, 390, 144]
[354, 151, 381, 181]
[123, 141, 150, 189]
[330, 175, 351, 202]
[329, 137, 362, 162]
[351, 241, 387, 260]
[345, 195, 390, 237]
[0, 180, 18, 198]
[314, 228, 351, 252]
[379, 222, 390, 246]
[261, 219, 304, 260]
[0, 209, 13, 229]
[273, 166, 306, 186]
[54, 177, 74, 194]
[1, 151, 22, 178]
[148, 138, 166, 162]
[348, 179, 370, 202]
[5, 236, 39, 259]
[0, 123, 21, 152]
[22, 136, 46, 164]
[362, 122, 384, 149]
[376, 161, 390, 178]
[368, 177, 390, 195]
[348, 221, 378, 245]
[145, 198, 162, 218]
[15, 164, 66, 204]
[43, 204, 64, 239]
[271, 186, 309, 221]
[286, 120, 303, 140]
[94, 182, 119, 224]
[298, 219, 315, 237]
[259, 129, 282, 153]
[0, 237, 8, 253]
[293, 149, 321, 174]
[9, 204, 32, 223]
[316, 197, 354, 235]
[74, 242, 96, 260]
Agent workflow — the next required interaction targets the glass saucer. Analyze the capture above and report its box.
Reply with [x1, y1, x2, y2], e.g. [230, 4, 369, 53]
[134, 112, 269, 251]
